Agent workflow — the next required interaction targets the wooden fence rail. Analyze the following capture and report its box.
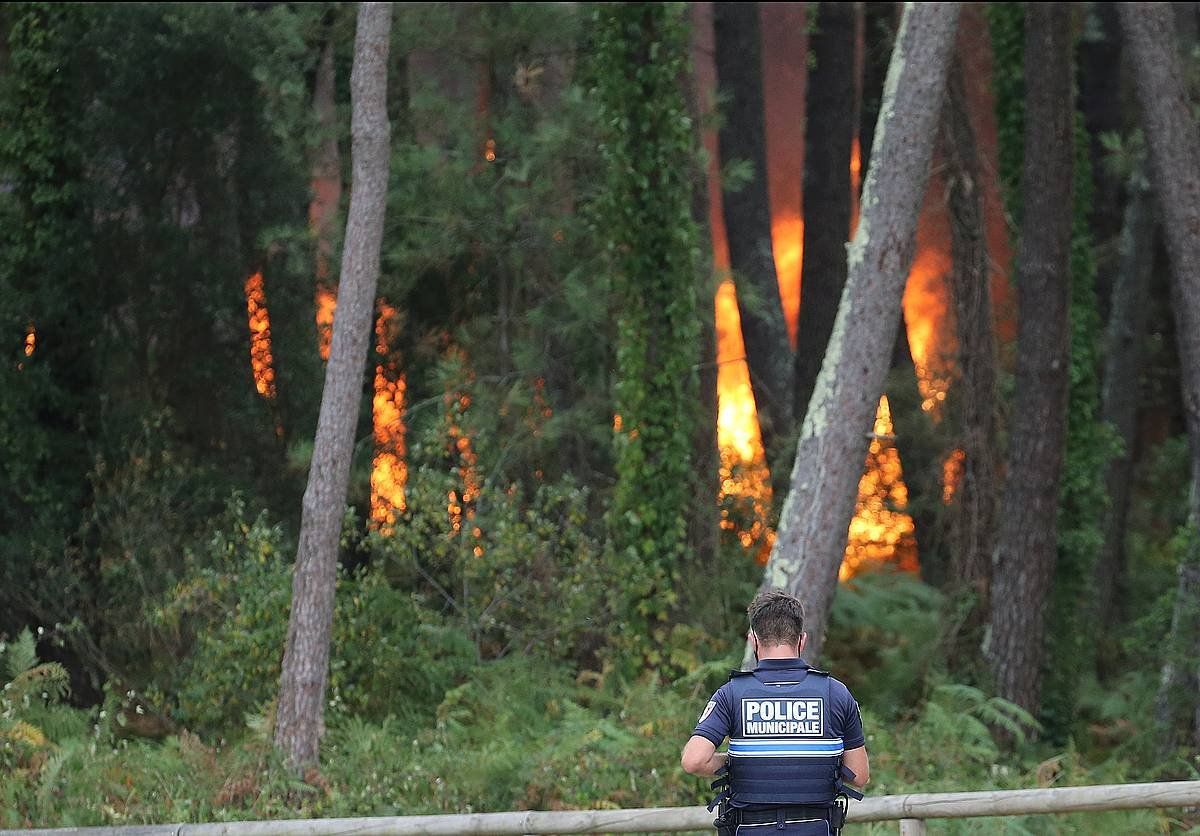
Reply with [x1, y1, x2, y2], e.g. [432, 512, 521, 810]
[5, 780, 1199, 836]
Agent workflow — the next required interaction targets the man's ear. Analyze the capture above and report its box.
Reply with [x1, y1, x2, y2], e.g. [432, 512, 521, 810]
[798, 632, 807, 654]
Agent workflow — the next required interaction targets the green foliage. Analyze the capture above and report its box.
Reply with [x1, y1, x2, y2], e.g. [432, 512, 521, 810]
[589, 3, 702, 647]
[377, 381, 609, 662]
[0, 627, 74, 789]
[153, 499, 474, 734]
[824, 571, 945, 719]
[0, 2, 95, 637]
[986, 3, 1025, 226]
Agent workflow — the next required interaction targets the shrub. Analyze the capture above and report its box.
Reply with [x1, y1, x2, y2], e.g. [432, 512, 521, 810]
[154, 499, 474, 735]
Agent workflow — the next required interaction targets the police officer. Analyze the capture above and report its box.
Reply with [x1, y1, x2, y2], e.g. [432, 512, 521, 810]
[681, 590, 869, 835]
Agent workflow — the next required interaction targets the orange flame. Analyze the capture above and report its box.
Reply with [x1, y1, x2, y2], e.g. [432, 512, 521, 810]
[903, 247, 956, 418]
[941, 447, 966, 504]
[715, 277, 776, 563]
[443, 349, 482, 553]
[841, 395, 919, 580]
[770, 215, 804, 350]
[23, 326, 35, 358]
[316, 286, 336, 362]
[244, 271, 277, 399]
[370, 302, 407, 533]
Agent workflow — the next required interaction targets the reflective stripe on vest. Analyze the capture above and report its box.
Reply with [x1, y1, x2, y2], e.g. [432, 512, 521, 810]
[726, 664, 842, 806]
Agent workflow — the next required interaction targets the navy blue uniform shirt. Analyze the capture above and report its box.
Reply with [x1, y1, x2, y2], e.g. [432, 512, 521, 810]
[692, 657, 865, 751]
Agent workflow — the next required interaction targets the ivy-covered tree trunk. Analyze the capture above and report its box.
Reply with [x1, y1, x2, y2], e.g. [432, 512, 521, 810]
[1119, 1, 1200, 753]
[685, 32, 721, 577]
[0, 3, 97, 655]
[275, 1, 392, 771]
[940, 51, 998, 645]
[986, 2, 1074, 717]
[593, 4, 700, 649]
[794, 2, 856, 429]
[755, 2, 961, 664]
[713, 2, 792, 466]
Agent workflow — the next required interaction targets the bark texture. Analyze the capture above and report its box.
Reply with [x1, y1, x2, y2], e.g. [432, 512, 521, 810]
[1120, 1, 1200, 752]
[794, 2, 857, 427]
[1093, 169, 1155, 638]
[714, 2, 792, 461]
[986, 3, 1074, 715]
[754, 2, 961, 664]
[275, 1, 392, 770]
[942, 52, 998, 634]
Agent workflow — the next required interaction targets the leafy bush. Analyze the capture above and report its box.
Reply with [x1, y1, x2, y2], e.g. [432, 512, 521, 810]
[154, 499, 474, 735]
[824, 569, 945, 717]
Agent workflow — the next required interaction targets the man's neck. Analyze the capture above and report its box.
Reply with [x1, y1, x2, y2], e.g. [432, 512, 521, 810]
[757, 646, 801, 660]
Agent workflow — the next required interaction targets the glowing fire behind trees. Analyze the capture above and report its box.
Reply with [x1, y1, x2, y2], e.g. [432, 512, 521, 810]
[370, 302, 407, 533]
[316, 288, 336, 362]
[842, 396, 919, 579]
[701, 2, 930, 578]
[243, 271, 277, 399]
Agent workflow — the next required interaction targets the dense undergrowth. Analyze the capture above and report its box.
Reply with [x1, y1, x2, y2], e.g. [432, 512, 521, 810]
[3, 563, 1195, 833]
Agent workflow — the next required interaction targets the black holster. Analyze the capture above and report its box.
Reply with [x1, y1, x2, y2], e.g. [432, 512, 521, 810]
[712, 797, 736, 836]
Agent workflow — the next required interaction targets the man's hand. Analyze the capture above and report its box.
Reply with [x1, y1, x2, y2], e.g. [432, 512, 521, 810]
[681, 734, 728, 777]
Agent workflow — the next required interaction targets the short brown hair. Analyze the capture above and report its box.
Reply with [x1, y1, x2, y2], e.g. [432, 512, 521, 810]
[748, 590, 805, 646]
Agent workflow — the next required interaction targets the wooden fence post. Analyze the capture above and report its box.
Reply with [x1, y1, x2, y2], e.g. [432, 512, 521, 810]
[899, 819, 927, 835]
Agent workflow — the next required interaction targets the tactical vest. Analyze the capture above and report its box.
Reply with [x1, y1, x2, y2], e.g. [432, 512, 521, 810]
[724, 664, 848, 806]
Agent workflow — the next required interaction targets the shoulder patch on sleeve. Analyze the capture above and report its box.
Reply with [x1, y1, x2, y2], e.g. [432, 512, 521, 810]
[698, 700, 716, 724]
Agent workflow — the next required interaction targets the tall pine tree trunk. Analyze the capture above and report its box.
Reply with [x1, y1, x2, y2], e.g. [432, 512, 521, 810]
[1094, 167, 1155, 669]
[986, 3, 1074, 716]
[754, 2, 961, 664]
[941, 51, 998, 642]
[714, 2, 792, 464]
[794, 2, 856, 428]
[1119, 1, 1200, 753]
[275, 1, 392, 770]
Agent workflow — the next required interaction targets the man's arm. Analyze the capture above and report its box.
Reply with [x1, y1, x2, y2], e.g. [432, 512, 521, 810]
[842, 745, 869, 788]
[681, 734, 729, 777]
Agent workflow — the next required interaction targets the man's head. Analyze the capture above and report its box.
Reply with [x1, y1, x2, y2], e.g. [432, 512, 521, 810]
[747, 589, 806, 651]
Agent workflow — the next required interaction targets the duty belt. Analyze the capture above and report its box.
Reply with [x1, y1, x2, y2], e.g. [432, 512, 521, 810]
[732, 805, 832, 825]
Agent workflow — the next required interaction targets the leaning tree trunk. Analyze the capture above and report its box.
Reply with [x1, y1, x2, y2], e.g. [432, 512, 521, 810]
[941, 51, 998, 645]
[794, 1, 856, 429]
[713, 2, 792, 465]
[275, 1, 392, 771]
[1093, 166, 1155, 656]
[753, 2, 961, 665]
[986, 2, 1074, 716]
[1120, 1, 1200, 753]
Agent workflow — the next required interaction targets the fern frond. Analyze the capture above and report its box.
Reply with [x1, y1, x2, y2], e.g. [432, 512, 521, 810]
[9, 662, 71, 704]
[5, 627, 38, 680]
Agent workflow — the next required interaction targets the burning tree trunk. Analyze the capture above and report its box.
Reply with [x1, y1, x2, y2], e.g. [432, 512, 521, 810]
[1119, 1, 1200, 753]
[713, 2, 792, 465]
[755, 2, 961, 664]
[794, 2, 856, 429]
[1093, 164, 1155, 671]
[986, 3, 1074, 716]
[275, 1, 392, 770]
[940, 51, 998, 641]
